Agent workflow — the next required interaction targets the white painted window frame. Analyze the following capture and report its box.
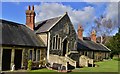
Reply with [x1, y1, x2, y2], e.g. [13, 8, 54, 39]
[59, 37, 61, 50]
[52, 36, 56, 50]
[52, 34, 61, 50]
[55, 35, 59, 50]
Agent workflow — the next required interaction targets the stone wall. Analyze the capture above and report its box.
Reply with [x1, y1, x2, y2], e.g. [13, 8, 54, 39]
[40, 48, 47, 65]
[78, 51, 110, 62]
[22, 48, 29, 69]
[49, 14, 77, 56]
[1, 46, 46, 71]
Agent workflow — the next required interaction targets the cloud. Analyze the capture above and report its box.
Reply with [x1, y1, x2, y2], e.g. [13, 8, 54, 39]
[105, 2, 118, 20]
[34, 2, 119, 36]
[104, 2, 118, 28]
[92, 2, 119, 36]
[34, 2, 95, 28]
[34, 3, 72, 22]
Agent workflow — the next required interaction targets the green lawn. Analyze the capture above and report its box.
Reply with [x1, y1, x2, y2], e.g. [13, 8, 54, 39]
[30, 59, 119, 72]
[30, 68, 56, 72]
[73, 59, 119, 72]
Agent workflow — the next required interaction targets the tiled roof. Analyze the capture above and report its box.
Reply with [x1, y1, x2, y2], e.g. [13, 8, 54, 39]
[35, 16, 62, 33]
[34, 13, 68, 33]
[0, 19, 45, 47]
[77, 39, 111, 52]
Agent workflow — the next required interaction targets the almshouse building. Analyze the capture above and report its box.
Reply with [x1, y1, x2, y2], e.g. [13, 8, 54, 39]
[77, 25, 111, 62]
[0, 5, 111, 71]
[0, 19, 47, 71]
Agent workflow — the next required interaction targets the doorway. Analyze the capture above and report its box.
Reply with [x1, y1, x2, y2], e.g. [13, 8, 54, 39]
[63, 39, 68, 56]
[2, 49, 12, 71]
[14, 49, 22, 70]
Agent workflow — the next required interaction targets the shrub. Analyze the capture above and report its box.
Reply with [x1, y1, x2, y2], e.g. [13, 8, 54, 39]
[27, 60, 32, 70]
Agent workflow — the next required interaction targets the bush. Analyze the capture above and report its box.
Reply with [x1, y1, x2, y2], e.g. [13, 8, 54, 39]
[113, 57, 120, 61]
[27, 60, 32, 70]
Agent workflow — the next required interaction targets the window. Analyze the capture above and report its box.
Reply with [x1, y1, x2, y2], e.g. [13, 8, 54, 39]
[85, 51, 87, 56]
[52, 35, 61, 50]
[37, 50, 40, 61]
[56, 35, 58, 49]
[92, 52, 94, 59]
[53, 37, 55, 49]
[58, 38, 61, 49]
[29, 50, 32, 60]
[82, 51, 84, 55]
[34, 49, 36, 61]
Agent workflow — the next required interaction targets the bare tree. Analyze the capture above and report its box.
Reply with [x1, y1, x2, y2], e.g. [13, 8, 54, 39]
[93, 15, 117, 43]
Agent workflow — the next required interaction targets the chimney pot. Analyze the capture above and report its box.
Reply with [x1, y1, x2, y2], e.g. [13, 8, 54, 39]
[26, 5, 35, 30]
[91, 29, 96, 43]
[28, 5, 31, 10]
[32, 5, 34, 10]
[78, 24, 84, 40]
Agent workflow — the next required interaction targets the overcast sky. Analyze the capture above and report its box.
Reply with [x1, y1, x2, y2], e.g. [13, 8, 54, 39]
[1, 2, 119, 36]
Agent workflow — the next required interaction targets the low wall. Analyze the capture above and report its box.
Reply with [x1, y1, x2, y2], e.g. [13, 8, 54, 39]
[79, 55, 94, 67]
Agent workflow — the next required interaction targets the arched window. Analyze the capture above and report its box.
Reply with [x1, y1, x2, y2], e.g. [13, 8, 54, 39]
[52, 35, 61, 50]
[53, 37, 55, 49]
[56, 35, 58, 49]
[58, 38, 61, 50]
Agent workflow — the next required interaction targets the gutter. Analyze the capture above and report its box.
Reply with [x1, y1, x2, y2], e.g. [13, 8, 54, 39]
[100, 43, 111, 52]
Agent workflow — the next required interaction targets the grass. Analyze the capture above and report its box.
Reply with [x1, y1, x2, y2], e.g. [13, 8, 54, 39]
[30, 68, 56, 72]
[73, 59, 119, 72]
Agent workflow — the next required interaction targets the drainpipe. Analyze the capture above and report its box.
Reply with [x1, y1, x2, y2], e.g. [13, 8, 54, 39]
[47, 32, 50, 62]
[0, 48, 3, 71]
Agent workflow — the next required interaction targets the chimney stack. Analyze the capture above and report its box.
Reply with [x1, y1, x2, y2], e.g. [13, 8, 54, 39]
[78, 25, 84, 40]
[26, 5, 36, 30]
[91, 30, 96, 43]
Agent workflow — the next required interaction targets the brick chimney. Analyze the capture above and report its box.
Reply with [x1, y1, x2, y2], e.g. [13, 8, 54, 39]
[77, 25, 84, 40]
[26, 5, 36, 30]
[91, 30, 96, 43]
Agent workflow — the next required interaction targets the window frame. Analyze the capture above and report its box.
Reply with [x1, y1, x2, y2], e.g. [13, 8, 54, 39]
[52, 34, 61, 50]
[29, 49, 33, 61]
